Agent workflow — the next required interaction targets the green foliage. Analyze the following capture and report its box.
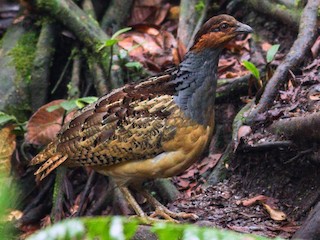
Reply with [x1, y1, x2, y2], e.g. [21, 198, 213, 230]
[266, 44, 280, 63]
[111, 28, 132, 41]
[0, 112, 17, 127]
[8, 31, 38, 83]
[125, 61, 142, 70]
[86, 217, 138, 240]
[98, 27, 132, 51]
[242, 60, 260, 80]
[46, 97, 98, 112]
[27, 216, 282, 240]
[195, 0, 205, 12]
[242, 44, 280, 81]
[0, 111, 26, 134]
[0, 174, 17, 239]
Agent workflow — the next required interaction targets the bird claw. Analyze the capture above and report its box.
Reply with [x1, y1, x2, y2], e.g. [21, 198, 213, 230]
[150, 207, 199, 223]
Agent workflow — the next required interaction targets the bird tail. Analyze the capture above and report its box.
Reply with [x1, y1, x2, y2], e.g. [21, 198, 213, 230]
[30, 142, 68, 181]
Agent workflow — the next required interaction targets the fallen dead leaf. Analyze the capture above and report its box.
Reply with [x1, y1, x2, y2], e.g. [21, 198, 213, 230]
[237, 125, 252, 142]
[242, 195, 268, 206]
[26, 100, 75, 146]
[261, 42, 272, 52]
[262, 202, 287, 221]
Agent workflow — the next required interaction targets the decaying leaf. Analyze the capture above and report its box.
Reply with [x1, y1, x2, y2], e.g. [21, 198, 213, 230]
[242, 195, 268, 207]
[0, 126, 16, 174]
[118, 26, 177, 72]
[242, 195, 286, 221]
[26, 100, 75, 146]
[262, 203, 287, 221]
[237, 125, 252, 142]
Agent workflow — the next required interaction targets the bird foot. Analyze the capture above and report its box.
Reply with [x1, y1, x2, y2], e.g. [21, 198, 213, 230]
[150, 207, 199, 223]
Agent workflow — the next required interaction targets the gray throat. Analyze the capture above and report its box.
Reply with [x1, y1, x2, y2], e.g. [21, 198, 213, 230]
[173, 48, 221, 125]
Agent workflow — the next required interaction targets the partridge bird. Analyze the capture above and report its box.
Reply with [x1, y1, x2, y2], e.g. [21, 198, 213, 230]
[31, 15, 252, 222]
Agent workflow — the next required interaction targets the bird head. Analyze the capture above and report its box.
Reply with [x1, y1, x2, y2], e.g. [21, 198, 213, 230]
[191, 14, 253, 52]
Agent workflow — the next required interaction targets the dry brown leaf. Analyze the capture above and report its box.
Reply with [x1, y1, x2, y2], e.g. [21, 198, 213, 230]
[26, 100, 74, 146]
[261, 42, 272, 52]
[119, 27, 177, 71]
[237, 125, 252, 142]
[242, 195, 268, 206]
[0, 126, 16, 174]
[128, 0, 170, 26]
[262, 202, 287, 221]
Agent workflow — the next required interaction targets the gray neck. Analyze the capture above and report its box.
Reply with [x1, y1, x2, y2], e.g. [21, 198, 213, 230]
[173, 48, 221, 125]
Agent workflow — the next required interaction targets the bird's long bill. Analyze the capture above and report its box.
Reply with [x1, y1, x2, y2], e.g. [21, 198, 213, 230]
[235, 22, 253, 34]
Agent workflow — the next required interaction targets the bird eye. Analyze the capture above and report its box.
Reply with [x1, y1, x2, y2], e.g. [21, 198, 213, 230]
[219, 23, 229, 31]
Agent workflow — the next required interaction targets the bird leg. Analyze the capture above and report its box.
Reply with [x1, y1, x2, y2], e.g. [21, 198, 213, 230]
[119, 186, 173, 224]
[119, 186, 146, 217]
[139, 188, 199, 222]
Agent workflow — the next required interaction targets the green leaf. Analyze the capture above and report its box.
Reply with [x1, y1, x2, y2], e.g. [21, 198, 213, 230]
[242, 60, 260, 80]
[151, 223, 184, 240]
[195, 0, 205, 12]
[78, 96, 98, 104]
[46, 105, 62, 112]
[111, 27, 132, 40]
[266, 44, 280, 63]
[75, 97, 98, 109]
[125, 61, 142, 69]
[0, 112, 17, 126]
[98, 27, 132, 50]
[85, 218, 110, 240]
[104, 39, 118, 47]
[60, 100, 77, 111]
[122, 218, 138, 240]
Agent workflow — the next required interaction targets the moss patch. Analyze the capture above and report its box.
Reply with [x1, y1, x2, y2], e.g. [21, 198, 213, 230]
[8, 31, 38, 83]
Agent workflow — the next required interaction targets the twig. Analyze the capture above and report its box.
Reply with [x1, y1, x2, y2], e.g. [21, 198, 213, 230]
[246, 0, 319, 123]
[76, 171, 97, 216]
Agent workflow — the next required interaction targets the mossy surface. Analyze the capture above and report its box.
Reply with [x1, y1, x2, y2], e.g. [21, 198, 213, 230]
[8, 31, 38, 84]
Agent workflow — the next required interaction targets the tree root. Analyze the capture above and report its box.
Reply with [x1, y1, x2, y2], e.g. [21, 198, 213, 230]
[269, 112, 320, 142]
[293, 200, 320, 240]
[245, 0, 301, 29]
[246, 0, 319, 123]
